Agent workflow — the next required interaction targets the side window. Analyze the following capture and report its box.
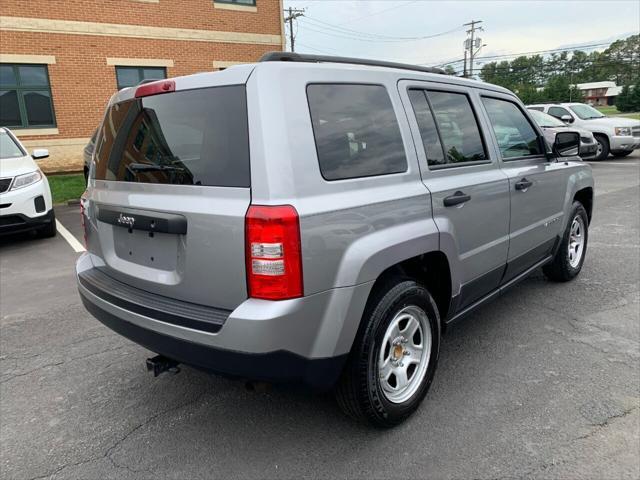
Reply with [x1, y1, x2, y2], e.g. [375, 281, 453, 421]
[307, 84, 408, 181]
[548, 106, 571, 120]
[426, 91, 487, 165]
[407, 89, 445, 166]
[482, 97, 543, 159]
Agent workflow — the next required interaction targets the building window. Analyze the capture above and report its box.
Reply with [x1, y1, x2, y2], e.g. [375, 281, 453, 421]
[215, 0, 257, 6]
[115, 66, 166, 90]
[0, 64, 56, 129]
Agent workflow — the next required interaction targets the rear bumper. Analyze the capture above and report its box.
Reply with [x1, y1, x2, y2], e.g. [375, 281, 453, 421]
[80, 294, 346, 389]
[76, 253, 373, 389]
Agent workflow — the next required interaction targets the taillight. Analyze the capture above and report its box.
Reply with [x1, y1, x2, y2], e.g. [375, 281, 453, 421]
[134, 80, 175, 98]
[79, 200, 88, 248]
[245, 205, 303, 300]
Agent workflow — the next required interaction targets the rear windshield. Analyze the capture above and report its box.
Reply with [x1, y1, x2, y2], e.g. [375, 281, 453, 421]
[94, 85, 250, 187]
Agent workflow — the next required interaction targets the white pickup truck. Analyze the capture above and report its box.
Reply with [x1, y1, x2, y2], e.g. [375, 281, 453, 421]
[527, 102, 640, 161]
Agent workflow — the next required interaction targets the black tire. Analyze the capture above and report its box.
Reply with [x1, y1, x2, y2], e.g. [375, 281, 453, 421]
[335, 278, 441, 428]
[593, 134, 610, 161]
[37, 210, 57, 238]
[543, 201, 588, 282]
[611, 151, 632, 158]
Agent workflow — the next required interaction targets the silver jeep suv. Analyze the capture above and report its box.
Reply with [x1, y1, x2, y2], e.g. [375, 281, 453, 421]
[77, 53, 594, 427]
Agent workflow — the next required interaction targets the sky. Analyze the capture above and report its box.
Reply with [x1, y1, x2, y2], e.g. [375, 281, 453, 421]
[282, 0, 640, 73]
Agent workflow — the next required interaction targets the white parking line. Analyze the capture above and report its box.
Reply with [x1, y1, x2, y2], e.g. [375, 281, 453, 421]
[55, 219, 86, 253]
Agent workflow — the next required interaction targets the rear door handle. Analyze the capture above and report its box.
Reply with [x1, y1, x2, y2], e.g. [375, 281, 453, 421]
[515, 178, 533, 191]
[443, 191, 471, 207]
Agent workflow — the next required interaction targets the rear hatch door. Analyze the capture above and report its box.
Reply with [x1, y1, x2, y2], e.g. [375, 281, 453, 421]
[88, 83, 250, 310]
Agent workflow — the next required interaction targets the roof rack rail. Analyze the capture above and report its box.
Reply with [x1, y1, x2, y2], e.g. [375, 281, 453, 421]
[259, 52, 447, 75]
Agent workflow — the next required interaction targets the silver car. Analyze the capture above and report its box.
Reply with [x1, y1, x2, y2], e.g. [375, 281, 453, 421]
[78, 53, 594, 427]
[528, 108, 598, 160]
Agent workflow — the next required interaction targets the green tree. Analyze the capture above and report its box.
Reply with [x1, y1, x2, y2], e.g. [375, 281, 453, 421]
[540, 75, 584, 103]
[615, 84, 632, 112]
[443, 65, 456, 75]
[513, 83, 542, 104]
[630, 79, 640, 111]
[478, 34, 639, 95]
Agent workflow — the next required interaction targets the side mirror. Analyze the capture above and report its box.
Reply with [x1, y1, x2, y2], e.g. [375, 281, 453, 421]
[553, 131, 580, 157]
[560, 114, 574, 124]
[32, 149, 49, 160]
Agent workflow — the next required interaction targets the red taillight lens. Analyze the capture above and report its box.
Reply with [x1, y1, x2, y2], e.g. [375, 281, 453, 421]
[79, 200, 88, 248]
[134, 80, 175, 98]
[245, 205, 303, 300]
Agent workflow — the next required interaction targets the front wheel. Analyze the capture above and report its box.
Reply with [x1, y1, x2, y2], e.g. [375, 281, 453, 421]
[335, 279, 440, 427]
[543, 202, 588, 282]
[593, 135, 610, 161]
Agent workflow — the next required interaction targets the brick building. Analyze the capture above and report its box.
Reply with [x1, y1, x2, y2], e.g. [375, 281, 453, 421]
[0, 0, 284, 172]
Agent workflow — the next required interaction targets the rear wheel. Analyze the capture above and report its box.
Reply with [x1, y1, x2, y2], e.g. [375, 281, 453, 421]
[335, 278, 440, 428]
[593, 134, 610, 161]
[543, 201, 588, 282]
[611, 151, 632, 158]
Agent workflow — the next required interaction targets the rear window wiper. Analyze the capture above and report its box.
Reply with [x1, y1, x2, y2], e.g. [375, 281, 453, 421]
[127, 162, 184, 173]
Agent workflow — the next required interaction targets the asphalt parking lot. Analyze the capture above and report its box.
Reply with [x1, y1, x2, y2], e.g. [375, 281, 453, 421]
[1, 153, 639, 480]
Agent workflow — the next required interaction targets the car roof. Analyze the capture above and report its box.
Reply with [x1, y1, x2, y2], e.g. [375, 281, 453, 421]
[110, 52, 515, 105]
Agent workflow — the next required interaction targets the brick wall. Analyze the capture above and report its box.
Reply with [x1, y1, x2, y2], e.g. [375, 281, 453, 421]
[1, 0, 283, 172]
[1, 0, 282, 35]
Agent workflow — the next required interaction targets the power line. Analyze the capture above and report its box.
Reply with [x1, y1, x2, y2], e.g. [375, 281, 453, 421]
[301, 15, 463, 41]
[295, 42, 344, 55]
[427, 41, 615, 69]
[337, 0, 419, 26]
[299, 21, 462, 43]
[473, 42, 612, 62]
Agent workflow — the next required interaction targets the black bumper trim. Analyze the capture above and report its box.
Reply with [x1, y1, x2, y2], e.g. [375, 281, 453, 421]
[79, 268, 229, 334]
[79, 292, 347, 390]
[0, 210, 53, 235]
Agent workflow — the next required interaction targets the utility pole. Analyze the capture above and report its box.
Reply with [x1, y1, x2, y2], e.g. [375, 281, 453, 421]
[463, 20, 483, 78]
[284, 7, 305, 52]
[463, 49, 468, 78]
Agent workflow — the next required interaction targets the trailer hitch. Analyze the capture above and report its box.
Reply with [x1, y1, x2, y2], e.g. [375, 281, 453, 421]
[146, 355, 181, 377]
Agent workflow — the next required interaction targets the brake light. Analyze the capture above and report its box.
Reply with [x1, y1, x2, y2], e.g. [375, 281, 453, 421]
[79, 200, 88, 248]
[245, 205, 303, 300]
[134, 80, 175, 98]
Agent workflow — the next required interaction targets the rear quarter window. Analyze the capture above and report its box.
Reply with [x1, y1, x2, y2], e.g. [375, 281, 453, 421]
[307, 84, 408, 181]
